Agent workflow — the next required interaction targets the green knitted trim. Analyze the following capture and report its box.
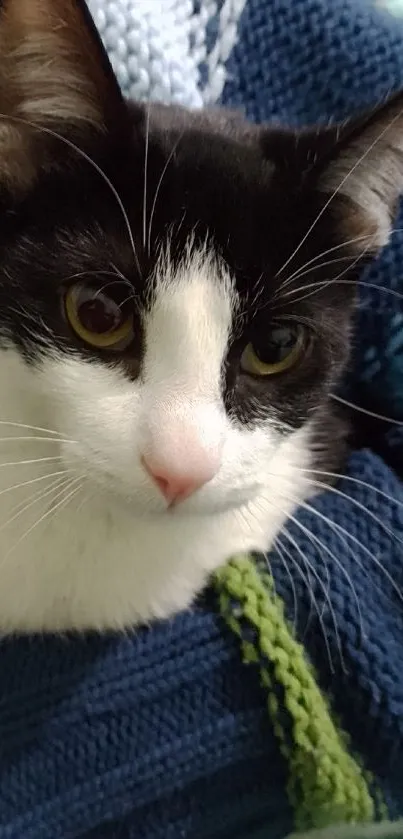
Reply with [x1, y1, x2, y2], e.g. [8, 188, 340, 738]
[214, 555, 376, 832]
[287, 821, 403, 839]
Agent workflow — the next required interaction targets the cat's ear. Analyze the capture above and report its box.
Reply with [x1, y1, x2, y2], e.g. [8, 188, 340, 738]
[0, 0, 126, 187]
[316, 93, 403, 253]
[262, 93, 403, 255]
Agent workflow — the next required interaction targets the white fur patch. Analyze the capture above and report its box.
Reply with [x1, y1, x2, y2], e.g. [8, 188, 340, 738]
[0, 248, 313, 632]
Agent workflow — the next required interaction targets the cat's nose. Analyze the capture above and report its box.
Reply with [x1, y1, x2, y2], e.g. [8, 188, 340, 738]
[141, 453, 218, 505]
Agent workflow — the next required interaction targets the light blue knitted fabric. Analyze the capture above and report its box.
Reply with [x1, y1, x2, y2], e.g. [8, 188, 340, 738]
[87, 0, 247, 107]
[379, 1, 403, 14]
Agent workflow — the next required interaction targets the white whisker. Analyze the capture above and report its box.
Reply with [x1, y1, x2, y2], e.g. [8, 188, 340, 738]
[275, 108, 403, 279]
[275, 534, 321, 641]
[0, 421, 64, 437]
[143, 102, 151, 250]
[110, 262, 130, 285]
[279, 276, 403, 305]
[331, 393, 403, 426]
[280, 490, 365, 644]
[299, 476, 403, 553]
[275, 233, 373, 291]
[0, 469, 70, 500]
[147, 132, 185, 257]
[249, 492, 339, 670]
[278, 528, 328, 639]
[0, 456, 63, 468]
[0, 477, 83, 568]
[278, 481, 403, 605]
[93, 278, 132, 300]
[276, 225, 403, 294]
[0, 436, 73, 444]
[0, 113, 141, 275]
[297, 467, 403, 510]
[280, 524, 339, 673]
[0, 473, 74, 537]
[273, 535, 299, 632]
[276, 255, 358, 294]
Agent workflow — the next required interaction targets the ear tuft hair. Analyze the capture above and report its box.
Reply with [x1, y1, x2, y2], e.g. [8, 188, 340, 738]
[0, 0, 125, 188]
[319, 94, 403, 253]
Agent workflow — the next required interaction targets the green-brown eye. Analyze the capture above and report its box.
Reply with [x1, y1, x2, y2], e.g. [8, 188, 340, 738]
[64, 284, 134, 350]
[240, 322, 306, 376]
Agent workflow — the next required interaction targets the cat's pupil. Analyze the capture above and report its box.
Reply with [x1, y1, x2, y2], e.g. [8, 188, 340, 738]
[254, 324, 299, 364]
[78, 293, 122, 335]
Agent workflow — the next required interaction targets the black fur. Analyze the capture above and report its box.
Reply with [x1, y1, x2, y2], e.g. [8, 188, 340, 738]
[0, 0, 401, 471]
[0, 100, 361, 437]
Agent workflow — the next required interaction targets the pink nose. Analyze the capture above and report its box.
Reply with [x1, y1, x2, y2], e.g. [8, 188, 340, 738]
[142, 455, 216, 504]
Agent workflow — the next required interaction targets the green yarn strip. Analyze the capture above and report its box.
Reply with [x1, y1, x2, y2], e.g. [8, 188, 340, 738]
[286, 821, 403, 839]
[214, 555, 376, 832]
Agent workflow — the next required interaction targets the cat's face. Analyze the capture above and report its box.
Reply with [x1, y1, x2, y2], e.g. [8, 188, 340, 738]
[0, 0, 401, 632]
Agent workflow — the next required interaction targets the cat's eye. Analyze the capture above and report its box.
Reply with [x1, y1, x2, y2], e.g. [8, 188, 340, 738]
[240, 322, 306, 376]
[64, 283, 134, 350]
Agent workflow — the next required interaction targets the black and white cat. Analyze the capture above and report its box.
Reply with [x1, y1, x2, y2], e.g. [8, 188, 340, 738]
[0, 0, 400, 632]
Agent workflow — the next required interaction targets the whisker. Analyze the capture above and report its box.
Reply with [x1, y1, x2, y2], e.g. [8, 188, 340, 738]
[279, 489, 365, 643]
[331, 393, 403, 426]
[275, 534, 319, 641]
[276, 255, 359, 294]
[0, 468, 70, 501]
[249, 492, 339, 669]
[147, 131, 185, 257]
[275, 233, 373, 290]
[280, 524, 339, 673]
[118, 291, 137, 309]
[297, 467, 403, 510]
[0, 456, 63, 468]
[0, 114, 141, 275]
[298, 476, 403, 553]
[264, 490, 354, 667]
[73, 484, 94, 516]
[280, 525, 329, 633]
[275, 108, 403, 279]
[7, 473, 72, 520]
[143, 102, 151, 251]
[278, 480, 403, 605]
[59, 269, 126, 286]
[311, 499, 403, 604]
[277, 237, 371, 299]
[0, 421, 64, 437]
[0, 436, 73, 444]
[0, 473, 74, 537]
[273, 535, 299, 632]
[110, 262, 130, 285]
[279, 276, 403, 305]
[0, 477, 83, 567]
[276, 225, 403, 293]
[92, 279, 132, 300]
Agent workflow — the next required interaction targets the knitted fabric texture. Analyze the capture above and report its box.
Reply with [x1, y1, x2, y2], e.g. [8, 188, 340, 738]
[215, 557, 376, 830]
[87, 0, 247, 107]
[0, 1, 403, 838]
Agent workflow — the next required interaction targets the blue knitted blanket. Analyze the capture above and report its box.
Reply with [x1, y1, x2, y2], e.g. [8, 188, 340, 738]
[1, 1, 403, 837]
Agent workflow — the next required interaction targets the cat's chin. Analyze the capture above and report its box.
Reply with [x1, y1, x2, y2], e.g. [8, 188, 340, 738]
[0, 478, 308, 634]
[93, 481, 261, 518]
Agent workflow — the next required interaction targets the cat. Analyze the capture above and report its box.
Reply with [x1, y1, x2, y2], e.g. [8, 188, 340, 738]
[0, 0, 400, 633]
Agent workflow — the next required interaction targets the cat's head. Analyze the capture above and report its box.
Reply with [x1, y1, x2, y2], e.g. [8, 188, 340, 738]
[0, 0, 401, 631]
